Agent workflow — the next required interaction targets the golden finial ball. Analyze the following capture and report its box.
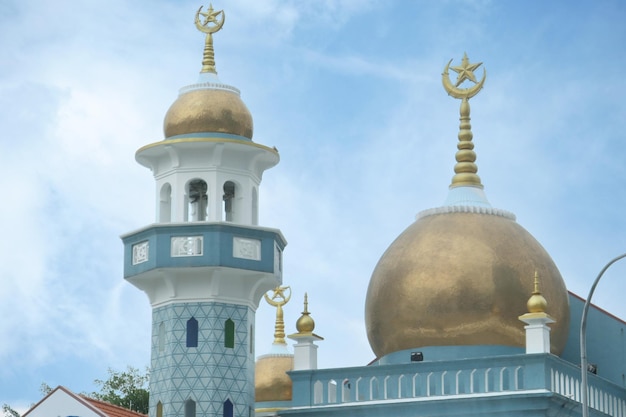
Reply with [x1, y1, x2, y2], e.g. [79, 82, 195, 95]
[527, 293, 548, 313]
[296, 313, 315, 334]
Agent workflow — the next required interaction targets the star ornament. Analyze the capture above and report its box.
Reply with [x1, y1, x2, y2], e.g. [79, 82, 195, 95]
[450, 52, 483, 87]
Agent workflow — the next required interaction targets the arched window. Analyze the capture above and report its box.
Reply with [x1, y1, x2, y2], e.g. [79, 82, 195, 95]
[187, 317, 198, 348]
[158, 322, 165, 352]
[156, 401, 163, 417]
[222, 181, 235, 222]
[224, 319, 235, 348]
[223, 399, 233, 417]
[159, 183, 172, 223]
[187, 179, 208, 222]
[185, 399, 196, 417]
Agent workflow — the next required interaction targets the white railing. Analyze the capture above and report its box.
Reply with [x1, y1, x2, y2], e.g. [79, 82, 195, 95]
[292, 354, 625, 416]
[552, 369, 626, 417]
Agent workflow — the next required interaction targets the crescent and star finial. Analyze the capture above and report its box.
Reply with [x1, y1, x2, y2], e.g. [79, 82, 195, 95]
[442, 52, 486, 100]
[264, 286, 291, 345]
[195, 4, 225, 74]
[442, 53, 486, 188]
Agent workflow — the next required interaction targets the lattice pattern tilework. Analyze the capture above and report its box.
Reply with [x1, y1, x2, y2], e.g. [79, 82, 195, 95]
[149, 302, 254, 417]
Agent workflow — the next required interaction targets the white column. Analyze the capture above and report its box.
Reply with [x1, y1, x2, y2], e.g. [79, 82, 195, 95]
[289, 334, 323, 371]
[518, 313, 555, 354]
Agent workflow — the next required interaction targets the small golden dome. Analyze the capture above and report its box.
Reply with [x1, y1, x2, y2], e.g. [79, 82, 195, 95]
[295, 293, 315, 334]
[255, 354, 293, 402]
[163, 87, 253, 139]
[527, 293, 548, 313]
[296, 313, 315, 333]
[365, 211, 570, 358]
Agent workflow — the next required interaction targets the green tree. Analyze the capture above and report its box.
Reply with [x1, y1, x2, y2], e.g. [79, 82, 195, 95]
[91, 366, 149, 414]
[1, 404, 20, 417]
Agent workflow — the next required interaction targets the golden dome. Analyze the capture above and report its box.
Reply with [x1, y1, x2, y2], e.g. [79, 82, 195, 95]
[364, 210, 570, 358]
[163, 86, 253, 139]
[527, 293, 548, 313]
[294, 293, 316, 334]
[255, 354, 293, 402]
[296, 313, 315, 334]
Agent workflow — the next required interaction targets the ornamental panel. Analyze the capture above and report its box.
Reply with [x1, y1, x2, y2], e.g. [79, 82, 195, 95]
[233, 237, 261, 260]
[171, 236, 203, 257]
[132, 241, 149, 265]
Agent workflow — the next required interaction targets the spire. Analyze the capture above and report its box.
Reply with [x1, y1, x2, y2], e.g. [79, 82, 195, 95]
[194, 4, 225, 74]
[264, 286, 291, 345]
[442, 52, 487, 189]
[527, 271, 549, 313]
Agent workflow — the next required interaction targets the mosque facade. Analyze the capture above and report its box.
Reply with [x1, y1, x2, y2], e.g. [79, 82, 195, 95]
[121, 6, 626, 417]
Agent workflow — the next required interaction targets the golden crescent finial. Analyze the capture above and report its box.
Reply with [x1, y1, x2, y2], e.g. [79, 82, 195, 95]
[442, 54, 486, 100]
[264, 286, 291, 345]
[442, 53, 486, 188]
[194, 4, 226, 74]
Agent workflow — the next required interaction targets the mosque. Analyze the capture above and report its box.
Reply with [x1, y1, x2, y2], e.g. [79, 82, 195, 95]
[114, 5, 625, 417]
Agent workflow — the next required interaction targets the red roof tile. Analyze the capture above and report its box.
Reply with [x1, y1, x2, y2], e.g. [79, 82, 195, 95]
[82, 397, 147, 417]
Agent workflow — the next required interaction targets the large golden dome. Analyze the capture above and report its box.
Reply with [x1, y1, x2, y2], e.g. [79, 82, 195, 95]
[365, 54, 570, 359]
[163, 85, 253, 139]
[365, 209, 570, 358]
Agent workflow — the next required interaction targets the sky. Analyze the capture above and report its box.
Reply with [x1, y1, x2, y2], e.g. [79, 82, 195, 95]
[1, 0, 626, 411]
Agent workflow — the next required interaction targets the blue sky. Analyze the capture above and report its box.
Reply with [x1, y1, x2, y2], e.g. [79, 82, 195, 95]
[1, 0, 626, 411]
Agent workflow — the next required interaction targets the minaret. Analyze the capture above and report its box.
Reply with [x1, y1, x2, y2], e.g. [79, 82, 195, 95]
[121, 5, 286, 417]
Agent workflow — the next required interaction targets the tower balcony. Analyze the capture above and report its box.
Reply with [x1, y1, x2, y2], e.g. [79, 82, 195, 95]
[121, 222, 286, 308]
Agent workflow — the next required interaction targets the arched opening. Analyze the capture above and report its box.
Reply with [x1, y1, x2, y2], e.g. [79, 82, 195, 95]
[159, 183, 172, 222]
[187, 179, 208, 222]
[184, 399, 196, 417]
[328, 380, 337, 403]
[222, 181, 235, 222]
[156, 401, 163, 417]
[342, 379, 351, 402]
[186, 317, 198, 348]
[224, 319, 235, 348]
[313, 381, 323, 404]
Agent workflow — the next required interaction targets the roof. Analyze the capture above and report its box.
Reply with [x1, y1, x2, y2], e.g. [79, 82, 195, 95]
[83, 396, 147, 417]
[22, 385, 146, 417]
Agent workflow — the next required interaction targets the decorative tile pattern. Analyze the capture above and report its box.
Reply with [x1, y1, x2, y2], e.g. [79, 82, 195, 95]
[149, 302, 255, 417]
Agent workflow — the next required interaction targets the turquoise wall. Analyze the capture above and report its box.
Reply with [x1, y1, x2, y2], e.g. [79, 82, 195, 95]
[560, 292, 625, 388]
